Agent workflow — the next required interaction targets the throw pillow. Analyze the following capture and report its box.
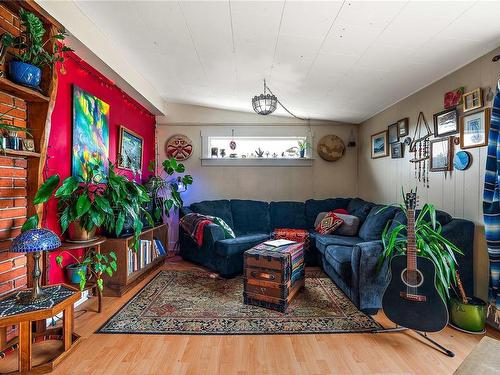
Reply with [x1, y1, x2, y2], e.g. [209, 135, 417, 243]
[334, 213, 360, 236]
[315, 212, 344, 235]
[333, 208, 349, 215]
[212, 217, 236, 239]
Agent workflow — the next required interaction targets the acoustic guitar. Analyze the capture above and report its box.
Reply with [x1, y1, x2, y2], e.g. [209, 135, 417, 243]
[382, 192, 448, 332]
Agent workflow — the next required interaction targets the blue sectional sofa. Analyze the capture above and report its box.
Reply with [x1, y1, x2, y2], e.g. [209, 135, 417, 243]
[179, 198, 474, 314]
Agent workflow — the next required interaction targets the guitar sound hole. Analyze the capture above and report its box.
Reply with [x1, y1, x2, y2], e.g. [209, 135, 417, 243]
[401, 268, 424, 288]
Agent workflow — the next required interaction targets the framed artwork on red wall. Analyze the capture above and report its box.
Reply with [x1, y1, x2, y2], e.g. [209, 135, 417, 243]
[118, 125, 144, 172]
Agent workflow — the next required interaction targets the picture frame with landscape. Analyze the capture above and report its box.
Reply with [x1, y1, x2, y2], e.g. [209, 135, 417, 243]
[118, 125, 144, 172]
[391, 142, 403, 159]
[460, 108, 490, 149]
[433, 108, 458, 137]
[462, 88, 483, 113]
[371, 130, 388, 159]
[430, 137, 453, 172]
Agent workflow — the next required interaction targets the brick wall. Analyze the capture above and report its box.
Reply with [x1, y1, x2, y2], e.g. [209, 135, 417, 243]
[0, 5, 28, 345]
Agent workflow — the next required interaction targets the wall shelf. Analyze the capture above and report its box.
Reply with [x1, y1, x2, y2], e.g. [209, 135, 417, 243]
[200, 157, 314, 167]
[1, 149, 41, 158]
[0, 77, 49, 103]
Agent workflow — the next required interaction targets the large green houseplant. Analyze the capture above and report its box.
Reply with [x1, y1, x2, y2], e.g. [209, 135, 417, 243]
[1, 9, 72, 87]
[379, 199, 463, 302]
[101, 163, 152, 246]
[144, 158, 193, 222]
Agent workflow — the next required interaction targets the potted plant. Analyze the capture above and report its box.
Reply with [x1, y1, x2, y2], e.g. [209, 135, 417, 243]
[0, 107, 32, 151]
[298, 140, 309, 158]
[144, 158, 193, 223]
[101, 163, 152, 246]
[379, 200, 463, 303]
[22, 164, 112, 242]
[1, 9, 72, 88]
[55, 248, 117, 313]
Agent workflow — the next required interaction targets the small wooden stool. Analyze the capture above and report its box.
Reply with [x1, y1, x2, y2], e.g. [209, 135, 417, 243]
[0, 284, 81, 374]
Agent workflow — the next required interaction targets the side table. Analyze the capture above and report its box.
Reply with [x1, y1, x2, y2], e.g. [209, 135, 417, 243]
[0, 284, 81, 374]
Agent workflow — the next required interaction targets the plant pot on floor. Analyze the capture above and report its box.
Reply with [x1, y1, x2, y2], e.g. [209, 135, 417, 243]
[67, 221, 97, 243]
[449, 296, 487, 333]
[9, 61, 41, 88]
[66, 263, 87, 284]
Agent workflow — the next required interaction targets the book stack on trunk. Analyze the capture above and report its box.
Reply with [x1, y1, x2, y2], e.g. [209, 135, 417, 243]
[243, 240, 305, 312]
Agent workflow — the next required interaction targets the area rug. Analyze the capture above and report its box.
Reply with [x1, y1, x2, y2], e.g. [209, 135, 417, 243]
[97, 270, 381, 335]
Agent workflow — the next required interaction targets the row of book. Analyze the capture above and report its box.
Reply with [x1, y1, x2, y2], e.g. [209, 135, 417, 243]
[127, 238, 168, 275]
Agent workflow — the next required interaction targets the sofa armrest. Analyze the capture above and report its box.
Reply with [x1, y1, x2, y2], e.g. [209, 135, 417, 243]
[203, 223, 226, 245]
[441, 218, 475, 297]
[351, 240, 389, 311]
[180, 206, 193, 217]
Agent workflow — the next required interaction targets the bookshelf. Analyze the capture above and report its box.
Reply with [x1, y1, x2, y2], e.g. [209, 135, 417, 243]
[99, 224, 168, 297]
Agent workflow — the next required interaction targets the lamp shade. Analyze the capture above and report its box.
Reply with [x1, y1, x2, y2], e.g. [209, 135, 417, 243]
[252, 93, 277, 115]
[10, 228, 61, 253]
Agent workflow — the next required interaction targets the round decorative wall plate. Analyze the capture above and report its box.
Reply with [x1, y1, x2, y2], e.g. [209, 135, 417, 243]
[317, 135, 345, 162]
[453, 151, 472, 171]
[165, 134, 193, 161]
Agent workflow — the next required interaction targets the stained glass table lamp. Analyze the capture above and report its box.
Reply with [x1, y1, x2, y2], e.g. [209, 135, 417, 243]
[10, 228, 61, 304]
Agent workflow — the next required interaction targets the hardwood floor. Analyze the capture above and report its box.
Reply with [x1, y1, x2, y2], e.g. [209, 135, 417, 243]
[3, 258, 499, 374]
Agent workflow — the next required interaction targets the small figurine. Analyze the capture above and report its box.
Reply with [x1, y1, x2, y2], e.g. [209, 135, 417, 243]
[255, 147, 264, 157]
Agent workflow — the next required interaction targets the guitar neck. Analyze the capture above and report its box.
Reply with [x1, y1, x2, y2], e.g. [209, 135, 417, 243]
[407, 209, 417, 271]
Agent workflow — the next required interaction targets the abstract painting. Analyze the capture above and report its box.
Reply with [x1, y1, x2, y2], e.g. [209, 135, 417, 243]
[72, 85, 109, 180]
[118, 125, 143, 172]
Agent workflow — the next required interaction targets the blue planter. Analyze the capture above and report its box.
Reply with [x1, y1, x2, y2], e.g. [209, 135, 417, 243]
[66, 263, 87, 284]
[9, 61, 41, 88]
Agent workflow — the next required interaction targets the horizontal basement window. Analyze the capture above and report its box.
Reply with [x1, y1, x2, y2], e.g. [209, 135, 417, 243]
[201, 135, 313, 167]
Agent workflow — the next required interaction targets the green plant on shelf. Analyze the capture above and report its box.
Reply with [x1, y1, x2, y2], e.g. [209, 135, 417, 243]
[1, 8, 72, 68]
[55, 249, 117, 292]
[0, 107, 32, 151]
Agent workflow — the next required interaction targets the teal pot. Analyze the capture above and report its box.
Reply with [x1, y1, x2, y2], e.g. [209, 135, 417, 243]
[449, 296, 487, 333]
[9, 61, 41, 88]
[7, 136, 21, 150]
[66, 263, 87, 284]
[300, 149, 305, 158]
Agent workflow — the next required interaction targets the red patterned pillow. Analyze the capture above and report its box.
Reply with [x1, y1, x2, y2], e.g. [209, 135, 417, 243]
[333, 208, 349, 215]
[315, 212, 344, 234]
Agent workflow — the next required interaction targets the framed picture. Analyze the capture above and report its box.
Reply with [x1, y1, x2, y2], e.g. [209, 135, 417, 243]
[460, 108, 490, 149]
[391, 142, 404, 159]
[388, 123, 399, 143]
[433, 108, 458, 137]
[444, 87, 464, 109]
[397, 118, 409, 137]
[430, 137, 453, 172]
[462, 88, 483, 113]
[371, 130, 388, 159]
[118, 126, 144, 172]
[72, 85, 109, 181]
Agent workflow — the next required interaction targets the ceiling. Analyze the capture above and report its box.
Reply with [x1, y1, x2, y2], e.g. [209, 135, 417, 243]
[73, 0, 500, 123]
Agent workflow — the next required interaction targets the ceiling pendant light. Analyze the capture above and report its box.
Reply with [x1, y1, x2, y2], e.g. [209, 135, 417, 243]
[252, 79, 277, 115]
[252, 79, 308, 120]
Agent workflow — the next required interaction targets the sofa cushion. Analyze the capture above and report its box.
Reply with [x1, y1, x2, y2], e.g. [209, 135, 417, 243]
[315, 212, 360, 237]
[347, 198, 374, 224]
[190, 200, 234, 229]
[305, 198, 350, 228]
[358, 205, 399, 241]
[387, 208, 453, 236]
[324, 245, 353, 281]
[316, 234, 363, 255]
[270, 201, 307, 229]
[231, 200, 270, 235]
[215, 233, 270, 257]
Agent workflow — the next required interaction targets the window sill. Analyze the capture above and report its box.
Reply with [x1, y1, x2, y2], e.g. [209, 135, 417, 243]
[200, 157, 314, 167]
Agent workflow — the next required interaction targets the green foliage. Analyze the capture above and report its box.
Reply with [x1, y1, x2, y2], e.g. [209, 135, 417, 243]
[379, 196, 463, 302]
[297, 140, 310, 151]
[145, 159, 193, 222]
[101, 163, 152, 245]
[1, 9, 73, 68]
[56, 250, 117, 292]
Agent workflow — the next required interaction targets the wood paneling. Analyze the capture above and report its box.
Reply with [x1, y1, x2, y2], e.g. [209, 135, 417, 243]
[358, 47, 500, 300]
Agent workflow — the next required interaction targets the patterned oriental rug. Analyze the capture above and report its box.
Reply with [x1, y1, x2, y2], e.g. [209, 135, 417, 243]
[98, 270, 381, 335]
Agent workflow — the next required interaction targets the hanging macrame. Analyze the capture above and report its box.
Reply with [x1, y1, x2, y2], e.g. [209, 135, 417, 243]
[409, 112, 433, 188]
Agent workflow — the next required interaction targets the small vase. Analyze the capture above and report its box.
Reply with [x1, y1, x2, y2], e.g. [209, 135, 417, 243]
[220, 149, 226, 158]
[9, 61, 42, 88]
[0, 136, 6, 150]
[8, 136, 21, 150]
[300, 149, 305, 158]
[66, 263, 87, 284]
[67, 221, 96, 243]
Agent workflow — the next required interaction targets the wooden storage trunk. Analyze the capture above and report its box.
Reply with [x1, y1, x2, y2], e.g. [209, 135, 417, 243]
[243, 242, 305, 312]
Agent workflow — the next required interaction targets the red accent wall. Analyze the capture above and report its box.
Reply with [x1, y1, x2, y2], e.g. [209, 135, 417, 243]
[46, 53, 156, 284]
